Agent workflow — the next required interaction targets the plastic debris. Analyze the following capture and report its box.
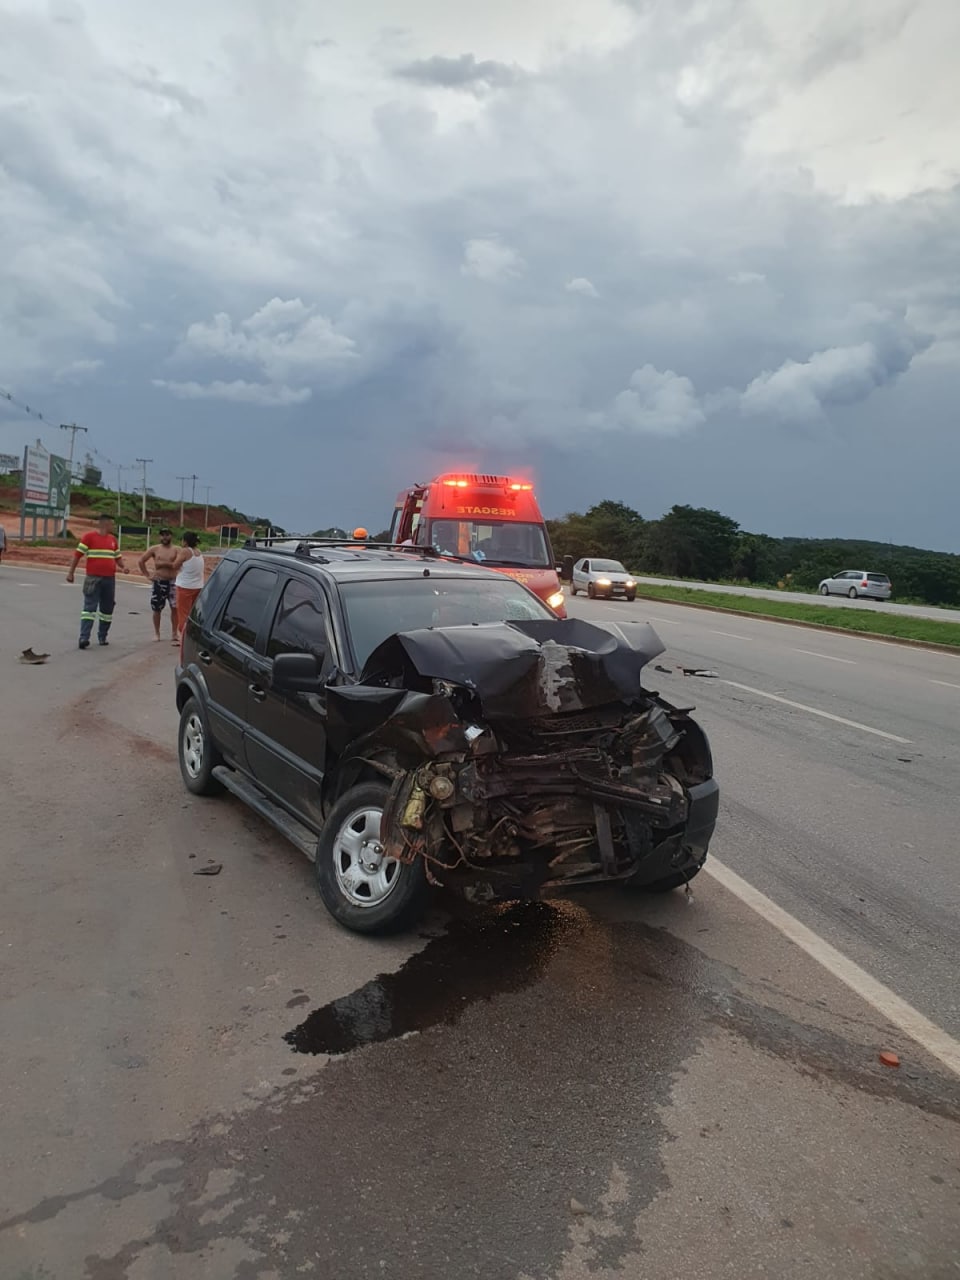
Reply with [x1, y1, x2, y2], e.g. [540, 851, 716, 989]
[681, 667, 719, 678]
[19, 647, 50, 665]
[569, 1198, 588, 1215]
[878, 1050, 900, 1069]
[654, 664, 673, 674]
[194, 862, 223, 876]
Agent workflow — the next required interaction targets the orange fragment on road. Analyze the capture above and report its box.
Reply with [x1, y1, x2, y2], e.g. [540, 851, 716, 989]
[879, 1051, 900, 1068]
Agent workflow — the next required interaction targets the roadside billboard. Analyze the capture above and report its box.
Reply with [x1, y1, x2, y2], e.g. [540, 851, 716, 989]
[21, 444, 70, 518]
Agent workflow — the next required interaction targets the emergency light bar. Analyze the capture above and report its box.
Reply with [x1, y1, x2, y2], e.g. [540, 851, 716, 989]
[441, 475, 533, 491]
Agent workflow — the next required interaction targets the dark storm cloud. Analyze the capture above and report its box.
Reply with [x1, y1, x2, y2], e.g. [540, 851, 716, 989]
[1, 0, 958, 548]
[394, 52, 526, 91]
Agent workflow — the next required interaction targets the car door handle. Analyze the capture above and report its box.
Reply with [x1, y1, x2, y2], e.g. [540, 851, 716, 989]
[198, 650, 213, 664]
[248, 683, 266, 702]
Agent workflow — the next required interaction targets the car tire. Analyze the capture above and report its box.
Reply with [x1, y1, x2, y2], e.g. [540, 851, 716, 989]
[820, 585, 830, 596]
[626, 592, 636, 602]
[570, 583, 577, 596]
[178, 696, 224, 796]
[587, 583, 596, 599]
[848, 587, 858, 599]
[315, 781, 429, 935]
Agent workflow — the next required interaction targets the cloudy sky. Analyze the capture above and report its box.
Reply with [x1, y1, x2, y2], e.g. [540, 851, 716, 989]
[2, 0, 958, 548]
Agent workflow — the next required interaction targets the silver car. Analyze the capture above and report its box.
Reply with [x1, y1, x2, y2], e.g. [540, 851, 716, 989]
[570, 557, 637, 600]
[818, 570, 892, 600]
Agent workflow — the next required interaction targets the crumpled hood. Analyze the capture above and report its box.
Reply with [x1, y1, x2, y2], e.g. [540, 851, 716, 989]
[359, 617, 665, 718]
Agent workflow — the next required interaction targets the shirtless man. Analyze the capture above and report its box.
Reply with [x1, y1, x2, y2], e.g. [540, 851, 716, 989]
[138, 528, 179, 642]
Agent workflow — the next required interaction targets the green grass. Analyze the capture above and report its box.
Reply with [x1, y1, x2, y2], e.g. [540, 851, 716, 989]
[631, 584, 960, 649]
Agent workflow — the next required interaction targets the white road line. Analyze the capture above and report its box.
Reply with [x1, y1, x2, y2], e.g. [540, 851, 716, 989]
[931, 679, 960, 690]
[646, 617, 681, 626]
[792, 648, 856, 665]
[705, 859, 960, 1078]
[710, 630, 754, 641]
[721, 679, 912, 744]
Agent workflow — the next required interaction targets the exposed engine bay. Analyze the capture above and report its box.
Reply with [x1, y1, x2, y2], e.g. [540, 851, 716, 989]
[326, 617, 720, 903]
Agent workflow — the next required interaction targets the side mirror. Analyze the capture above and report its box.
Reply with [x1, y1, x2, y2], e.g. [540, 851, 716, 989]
[271, 651, 321, 694]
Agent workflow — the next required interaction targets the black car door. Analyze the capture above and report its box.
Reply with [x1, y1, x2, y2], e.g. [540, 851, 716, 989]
[203, 565, 279, 767]
[244, 573, 335, 831]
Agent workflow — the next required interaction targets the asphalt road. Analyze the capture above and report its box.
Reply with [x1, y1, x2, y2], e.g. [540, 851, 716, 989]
[2, 565, 959, 1280]
[628, 575, 960, 624]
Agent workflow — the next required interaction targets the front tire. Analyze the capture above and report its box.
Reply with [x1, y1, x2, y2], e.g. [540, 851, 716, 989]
[315, 782, 429, 934]
[820, 585, 830, 596]
[626, 591, 636, 602]
[178, 697, 223, 796]
[587, 583, 596, 599]
[570, 582, 578, 596]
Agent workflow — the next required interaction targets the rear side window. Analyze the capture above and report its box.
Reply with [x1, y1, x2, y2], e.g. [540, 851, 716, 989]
[267, 578, 330, 662]
[867, 574, 890, 583]
[219, 567, 278, 648]
[194, 555, 241, 625]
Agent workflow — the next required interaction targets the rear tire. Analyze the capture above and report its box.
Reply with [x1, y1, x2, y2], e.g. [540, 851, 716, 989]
[178, 697, 223, 796]
[315, 781, 429, 935]
[848, 587, 858, 599]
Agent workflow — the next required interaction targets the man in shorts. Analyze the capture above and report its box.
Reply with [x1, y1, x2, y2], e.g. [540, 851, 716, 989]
[138, 528, 179, 643]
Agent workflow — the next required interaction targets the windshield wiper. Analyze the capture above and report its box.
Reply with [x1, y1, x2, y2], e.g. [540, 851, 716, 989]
[480, 558, 546, 568]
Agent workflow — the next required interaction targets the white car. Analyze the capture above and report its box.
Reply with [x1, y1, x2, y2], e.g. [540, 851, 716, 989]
[570, 558, 637, 600]
[818, 570, 892, 601]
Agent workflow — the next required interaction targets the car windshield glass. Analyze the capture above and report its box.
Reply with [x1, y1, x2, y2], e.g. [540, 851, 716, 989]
[422, 519, 550, 568]
[591, 560, 627, 573]
[340, 576, 554, 669]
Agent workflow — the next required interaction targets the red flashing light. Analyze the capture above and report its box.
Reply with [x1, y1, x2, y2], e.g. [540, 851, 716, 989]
[509, 483, 533, 491]
[443, 479, 469, 488]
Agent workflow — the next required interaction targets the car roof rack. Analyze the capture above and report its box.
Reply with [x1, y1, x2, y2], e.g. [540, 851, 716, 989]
[240, 535, 443, 564]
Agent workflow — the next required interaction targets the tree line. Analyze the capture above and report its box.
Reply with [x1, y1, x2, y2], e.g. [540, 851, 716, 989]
[546, 502, 960, 608]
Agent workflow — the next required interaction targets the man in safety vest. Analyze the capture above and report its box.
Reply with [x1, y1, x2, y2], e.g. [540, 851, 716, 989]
[66, 513, 127, 649]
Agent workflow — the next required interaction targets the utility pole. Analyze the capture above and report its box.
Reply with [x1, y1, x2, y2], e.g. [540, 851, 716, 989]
[59, 422, 88, 536]
[202, 484, 212, 530]
[190, 473, 198, 505]
[176, 475, 189, 528]
[136, 458, 152, 524]
[115, 464, 128, 519]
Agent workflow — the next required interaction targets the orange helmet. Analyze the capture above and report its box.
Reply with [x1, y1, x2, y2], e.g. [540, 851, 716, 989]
[352, 527, 368, 540]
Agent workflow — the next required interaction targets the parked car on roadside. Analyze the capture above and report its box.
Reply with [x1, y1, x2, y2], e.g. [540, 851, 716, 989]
[818, 570, 892, 601]
[570, 558, 637, 600]
[174, 538, 719, 935]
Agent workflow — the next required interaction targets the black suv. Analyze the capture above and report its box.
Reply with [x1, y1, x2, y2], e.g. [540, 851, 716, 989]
[175, 540, 719, 934]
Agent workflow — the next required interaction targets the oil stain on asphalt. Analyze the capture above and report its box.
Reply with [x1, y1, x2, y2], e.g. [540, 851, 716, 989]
[284, 901, 568, 1055]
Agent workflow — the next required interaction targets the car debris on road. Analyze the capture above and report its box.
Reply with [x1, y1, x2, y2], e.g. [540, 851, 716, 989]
[18, 647, 50, 665]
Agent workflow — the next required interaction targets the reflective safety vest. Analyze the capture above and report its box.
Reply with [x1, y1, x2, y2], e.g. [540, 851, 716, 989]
[77, 532, 120, 577]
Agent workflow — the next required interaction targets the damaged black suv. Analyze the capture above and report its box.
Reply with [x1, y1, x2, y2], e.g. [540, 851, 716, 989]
[175, 539, 719, 934]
